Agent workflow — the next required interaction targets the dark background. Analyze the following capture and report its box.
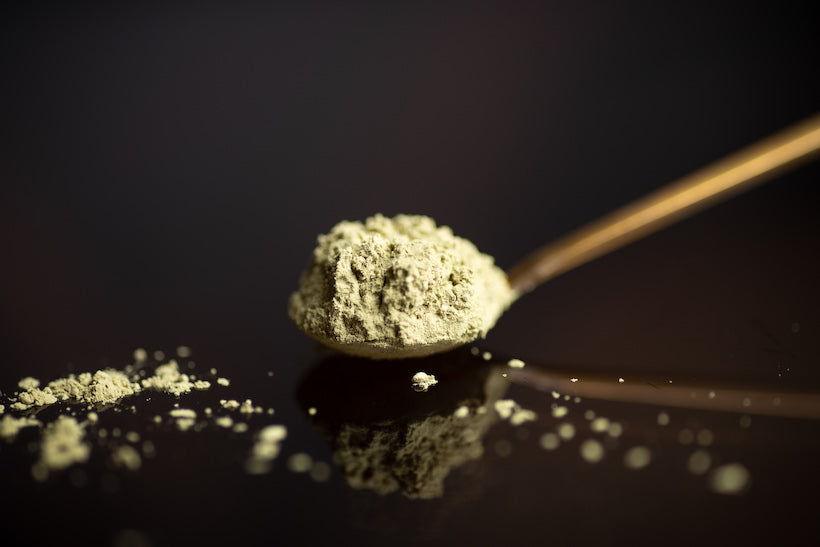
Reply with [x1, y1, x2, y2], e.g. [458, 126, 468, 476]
[1, 2, 819, 546]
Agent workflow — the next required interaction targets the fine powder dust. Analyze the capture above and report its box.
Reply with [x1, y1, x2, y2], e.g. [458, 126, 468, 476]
[289, 214, 514, 358]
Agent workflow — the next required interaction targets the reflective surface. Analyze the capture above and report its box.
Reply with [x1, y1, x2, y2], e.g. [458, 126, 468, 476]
[2, 2, 819, 546]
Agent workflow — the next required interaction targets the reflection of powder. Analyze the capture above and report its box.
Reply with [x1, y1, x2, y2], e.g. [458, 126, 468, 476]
[289, 214, 513, 358]
[33, 416, 90, 481]
[111, 445, 142, 471]
[246, 425, 288, 475]
[0, 415, 41, 441]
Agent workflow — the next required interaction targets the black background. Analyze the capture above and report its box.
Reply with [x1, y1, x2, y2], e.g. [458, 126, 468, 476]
[1, 2, 819, 546]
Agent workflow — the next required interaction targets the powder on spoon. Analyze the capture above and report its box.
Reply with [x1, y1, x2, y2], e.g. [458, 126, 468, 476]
[289, 214, 513, 358]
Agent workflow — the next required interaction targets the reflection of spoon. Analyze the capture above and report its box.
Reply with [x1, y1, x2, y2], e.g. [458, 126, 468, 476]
[299, 114, 820, 358]
[296, 349, 509, 498]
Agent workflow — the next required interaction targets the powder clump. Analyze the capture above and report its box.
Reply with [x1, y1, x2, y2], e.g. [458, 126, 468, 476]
[289, 214, 513, 358]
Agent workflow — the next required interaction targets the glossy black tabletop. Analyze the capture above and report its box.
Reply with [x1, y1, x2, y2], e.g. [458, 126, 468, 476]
[2, 3, 819, 546]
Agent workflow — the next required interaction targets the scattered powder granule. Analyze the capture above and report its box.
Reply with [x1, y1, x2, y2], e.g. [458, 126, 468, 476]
[153, 350, 165, 362]
[583, 410, 595, 420]
[220, 399, 240, 410]
[551, 391, 560, 399]
[607, 422, 623, 437]
[579, 439, 604, 463]
[309, 461, 332, 483]
[0, 404, 4, 415]
[590, 417, 610, 433]
[193, 380, 211, 390]
[233, 423, 249, 433]
[111, 445, 142, 471]
[1, 415, 42, 441]
[739, 415, 752, 428]
[570, 377, 578, 383]
[307, 407, 317, 416]
[133, 348, 148, 363]
[539, 433, 560, 451]
[454, 406, 470, 418]
[551, 406, 568, 418]
[687, 450, 712, 475]
[507, 358, 525, 369]
[142, 440, 156, 458]
[494, 399, 536, 425]
[657, 412, 670, 426]
[708, 463, 750, 495]
[246, 425, 288, 474]
[509, 408, 537, 426]
[482, 352, 492, 361]
[168, 409, 196, 431]
[678, 428, 695, 445]
[87, 412, 99, 424]
[204, 407, 213, 416]
[214, 416, 234, 428]
[287, 452, 314, 473]
[623, 446, 652, 469]
[557, 423, 576, 440]
[176, 346, 192, 358]
[33, 416, 90, 480]
[239, 399, 263, 415]
[696, 429, 714, 446]
[412, 372, 438, 392]
[470, 347, 480, 356]
[618, 377, 625, 384]
[217, 378, 230, 387]
[494, 400, 517, 420]
[125, 431, 140, 443]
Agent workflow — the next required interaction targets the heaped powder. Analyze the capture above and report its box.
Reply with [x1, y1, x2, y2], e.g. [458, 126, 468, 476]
[289, 214, 513, 358]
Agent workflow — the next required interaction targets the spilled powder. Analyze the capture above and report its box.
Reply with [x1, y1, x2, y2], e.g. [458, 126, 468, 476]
[289, 214, 513, 358]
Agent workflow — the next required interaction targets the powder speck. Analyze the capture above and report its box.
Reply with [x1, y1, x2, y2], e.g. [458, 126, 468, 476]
[551, 406, 568, 418]
[623, 446, 652, 469]
[657, 412, 670, 426]
[590, 417, 610, 433]
[1, 415, 41, 441]
[708, 463, 750, 495]
[287, 452, 314, 473]
[579, 439, 604, 463]
[288, 214, 513, 358]
[246, 425, 288, 474]
[507, 358, 525, 369]
[539, 433, 560, 451]
[557, 423, 576, 440]
[111, 445, 142, 471]
[687, 450, 712, 475]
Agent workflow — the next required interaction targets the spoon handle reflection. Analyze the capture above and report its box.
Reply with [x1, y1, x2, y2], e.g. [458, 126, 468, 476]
[507, 113, 820, 295]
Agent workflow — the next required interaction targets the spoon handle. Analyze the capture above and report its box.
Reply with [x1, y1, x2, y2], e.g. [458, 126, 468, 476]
[507, 113, 820, 296]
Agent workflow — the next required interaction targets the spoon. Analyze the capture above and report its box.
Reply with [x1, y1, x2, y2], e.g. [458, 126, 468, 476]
[297, 114, 820, 358]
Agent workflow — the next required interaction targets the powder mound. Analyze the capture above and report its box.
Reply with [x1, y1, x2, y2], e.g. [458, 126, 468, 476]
[12, 369, 141, 411]
[289, 214, 513, 358]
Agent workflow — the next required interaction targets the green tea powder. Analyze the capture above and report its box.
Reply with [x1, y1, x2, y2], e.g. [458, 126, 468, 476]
[289, 214, 513, 358]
